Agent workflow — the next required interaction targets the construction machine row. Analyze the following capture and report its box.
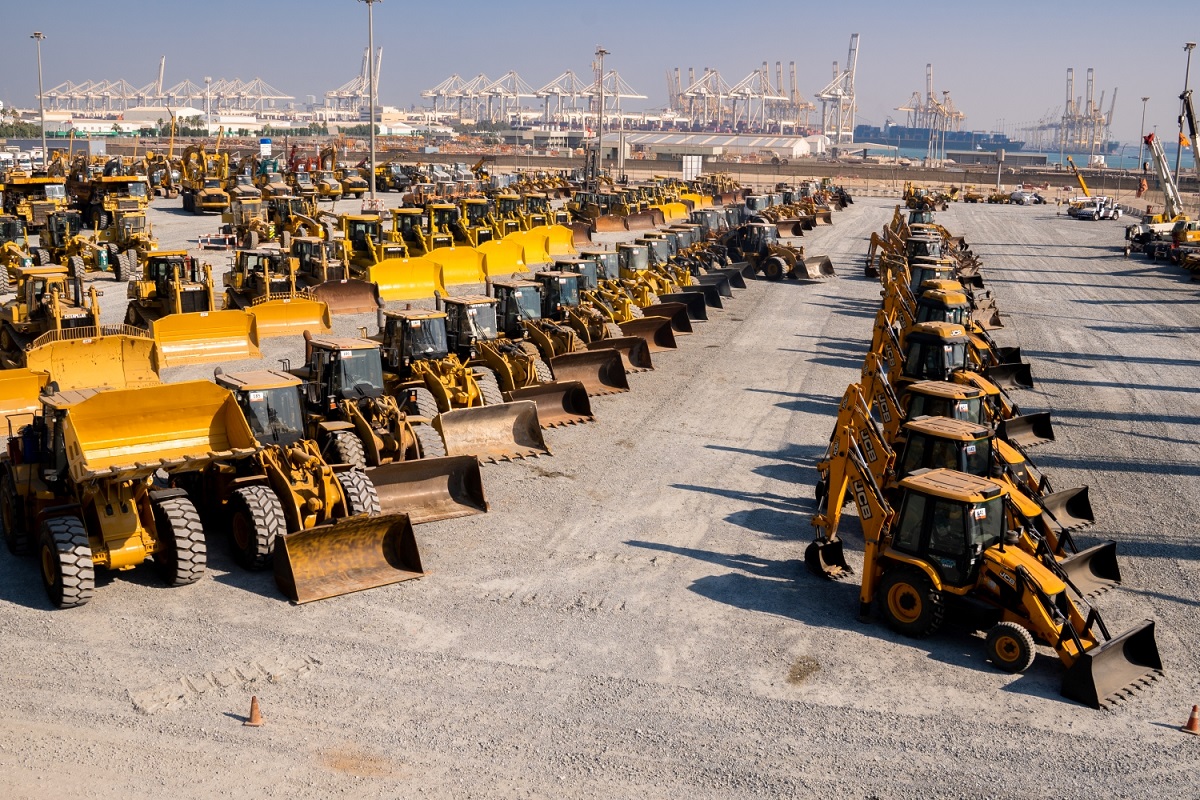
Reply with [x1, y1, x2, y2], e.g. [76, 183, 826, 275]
[800, 203, 1163, 710]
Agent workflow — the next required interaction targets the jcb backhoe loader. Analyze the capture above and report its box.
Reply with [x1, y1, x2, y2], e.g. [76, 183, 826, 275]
[223, 249, 332, 338]
[342, 213, 444, 300]
[805, 454, 1161, 709]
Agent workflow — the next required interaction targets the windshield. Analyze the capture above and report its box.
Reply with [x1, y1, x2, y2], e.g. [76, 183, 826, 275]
[621, 247, 648, 271]
[404, 317, 449, 359]
[333, 348, 385, 394]
[319, 171, 337, 182]
[904, 340, 967, 380]
[554, 276, 578, 307]
[969, 498, 1004, 551]
[295, 172, 312, 184]
[204, 179, 223, 190]
[432, 208, 457, 228]
[44, 184, 66, 200]
[237, 175, 254, 186]
[961, 437, 991, 476]
[527, 196, 547, 211]
[127, 182, 148, 197]
[917, 301, 968, 326]
[464, 304, 498, 340]
[512, 287, 542, 319]
[240, 386, 304, 446]
[465, 203, 488, 224]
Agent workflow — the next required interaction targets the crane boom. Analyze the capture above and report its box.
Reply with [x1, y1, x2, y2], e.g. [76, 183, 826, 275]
[1182, 89, 1200, 178]
[1144, 133, 1184, 220]
[1065, 155, 1090, 197]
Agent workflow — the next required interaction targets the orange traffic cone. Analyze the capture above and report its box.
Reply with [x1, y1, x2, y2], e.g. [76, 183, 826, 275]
[244, 695, 264, 728]
[1183, 705, 1200, 736]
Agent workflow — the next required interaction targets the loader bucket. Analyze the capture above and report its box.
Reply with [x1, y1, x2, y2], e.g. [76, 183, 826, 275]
[790, 254, 836, 280]
[507, 380, 595, 428]
[623, 212, 655, 232]
[804, 539, 852, 579]
[0, 368, 47, 429]
[1059, 620, 1163, 708]
[657, 291, 709, 321]
[814, 210, 834, 225]
[369, 456, 488, 524]
[983, 362, 1034, 390]
[430, 247, 486, 287]
[273, 513, 424, 604]
[549, 350, 629, 396]
[971, 306, 1004, 330]
[593, 214, 630, 233]
[477, 239, 529, 277]
[569, 222, 593, 246]
[248, 297, 333, 339]
[24, 333, 160, 391]
[728, 260, 758, 279]
[1057, 542, 1121, 597]
[618, 316, 678, 353]
[589, 336, 653, 373]
[694, 273, 734, 298]
[311, 279, 382, 315]
[679, 283, 725, 310]
[435, 400, 550, 463]
[706, 267, 748, 289]
[504, 230, 551, 266]
[641, 301, 694, 334]
[152, 310, 262, 368]
[997, 412, 1055, 448]
[1040, 485, 1095, 531]
[370, 256, 447, 301]
[545, 225, 579, 257]
[775, 220, 805, 238]
[993, 345, 1022, 364]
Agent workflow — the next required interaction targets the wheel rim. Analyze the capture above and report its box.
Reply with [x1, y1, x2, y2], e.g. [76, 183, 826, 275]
[994, 634, 1022, 664]
[232, 511, 252, 555]
[887, 582, 922, 624]
[41, 543, 57, 587]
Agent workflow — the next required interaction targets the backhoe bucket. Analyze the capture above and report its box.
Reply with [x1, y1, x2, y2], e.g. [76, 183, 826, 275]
[804, 539, 852, 579]
[641, 301, 694, 334]
[657, 291, 709, 321]
[310, 279, 382, 315]
[248, 297, 333, 339]
[24, 332, 160, 391]
[507, 380, 595, 428]
[1058, 542, 1120, 597]
[997, 412, 1055, 448]
[1060, 620, 1163, 708]
[618, 316, 678, 353]
[679, 283, 724, 310]
[505, 230, 551, 266]
[477, 239, 529, 277]
[593, 214, 629, 233]
[694, 273, 734, 298]
[589, 336, 653, 373]
[273, 513, 423, 604]
[435, 401, 549, 463]
[430, 247, 485, 287]
[549, 350, 629, 396]
[983, 362, 1034, 390]
[1041, 485, 1095, 531]
[545, 225, 578, 257]
[370, 256, 446, 301]
[794, 254, 837, 280]
[151, 310, 262, 368]
[369, 456, 488, 524]
[971, 306, 1004, 330]
[568, 222, 593, 246]
[623, 212, 655, 232]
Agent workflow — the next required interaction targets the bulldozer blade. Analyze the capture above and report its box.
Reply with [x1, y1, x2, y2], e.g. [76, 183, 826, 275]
[983, 362, 1034, 390]
[1040, 485, 1095, 531]
[152, 310, 262, 368]
[369, 456, 488, 524]
[997, 412, 1055, 448]
[971, 306, 1004, 330]
[273, 513, 424, 604]
[648, 208, 667, 226]
[248, 297, 333, 339]
[477, 239, 529, 277]
[624, 212, 655, 231]
[657, 291, 709, 321]
[804, 539, 853, 579]
[545, 225, 579, 257]
[641, 301, 694, 334]
[1058, 541, 1121, 597]
[793, 254, 837, 280]
[24, 332, 161, 391]
[705, 267, 747, 289]
[310, 279, 382, 315]
[593, 214, 630, 233]
[694, 273, 734, 297]
[429, 247, 486, 287]
[568, 222, 593, 246]
[589, 336, 653, 373]
[370, 256, 447, 301]
[618, 316, 678, 353]
[1060, 620, 1163, 709]
[679, 283, 724, 310]
[507, 380, 595, 428]
[505, 230, 551, 265]
[435, 400, 550, 463]
[549, 350, 629, 396]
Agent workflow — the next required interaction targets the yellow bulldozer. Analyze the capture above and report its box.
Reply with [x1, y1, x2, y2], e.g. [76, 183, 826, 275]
[223, 249, 332, 339]
[340, 212, 444, 301]
[457, 197, 495, 247]
[289, 236, 382, 314]
[0, 265, 100, 369]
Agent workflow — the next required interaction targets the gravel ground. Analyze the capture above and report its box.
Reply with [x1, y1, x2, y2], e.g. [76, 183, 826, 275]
[1, 196, 1197, 799]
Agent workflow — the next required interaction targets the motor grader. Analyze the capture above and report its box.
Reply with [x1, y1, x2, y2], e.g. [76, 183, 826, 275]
[96, 210, 157, 280]
[0, 266, 101, 369]
[289, 236, 382, 314]
[288, 333, 488, 521]
[37, 210, 111, 280]
[220, 196, 273, 249]
[0, 215, 35, 294]
[373, 309, 549, 462]
[252, 158, 292, 198]
[223, 249, 332, 339]
[440, 293, 593, 428]
[1, 381, 257, 608]
[341, 212, 444, 301]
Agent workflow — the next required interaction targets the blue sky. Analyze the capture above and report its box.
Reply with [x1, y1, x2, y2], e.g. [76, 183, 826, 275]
[0, 0, 1196, 145]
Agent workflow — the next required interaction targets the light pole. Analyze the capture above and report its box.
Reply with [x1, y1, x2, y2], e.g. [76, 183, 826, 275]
[1175, 42, 1196, 184]
[31, 32, 46, 166]
[1137, 96, 1149, 170]
[359, 0, 380, 202]
[204, 77, 212, 131]
[595, 45, 608, 190]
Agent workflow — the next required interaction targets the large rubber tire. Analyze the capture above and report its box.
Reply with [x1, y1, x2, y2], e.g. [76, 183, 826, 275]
[329, 431, 367, 470]
[1, 470, 31, 556]
[412, 423, 446, 458]
[603, 322, 624, 339]
[152, 495, 207, 586]
[628, 303, 644, 318]
[280, 230, 292, 250]
[124, 249, 141, 281]
[39, 515, 94, 609]
[762, 256, 786, 281]
[0, 269, 11, 294]
[532, 357, 553, 383]
[229, 485, 286, 571]
[113, 252, 128, 282]
[566, 330, 586, 352]
[337, 469, 381, 517]
[985, 621, 1037, 673]
[473, 367, 504, 406]
[877, 567, 944, 638]
[244, 230, 259, 250]
[35, 248, 52, 266]
[97, 212, 110, 230]
[413, 386, 440, 418]
[106, 243, 120, 264]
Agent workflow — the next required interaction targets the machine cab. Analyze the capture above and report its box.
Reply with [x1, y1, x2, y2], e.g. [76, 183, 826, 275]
[382, 311, 450, 369]
[43, 211, 83, 248]
[915, 289, 971, 326]
[216, 371, 307, 449]
[905, 236, 943, 260]
[443, 297, 499, 359]
[553, 258, 599, 290]
[901, 382, 985, 425]
[900, 323, 969, 382]
[491, 280, 544, 339]
[616, 244, 649, 275]
[894, 417, 994, 481]
[302, 338, 388, 406]
[532, 272, 580, 319]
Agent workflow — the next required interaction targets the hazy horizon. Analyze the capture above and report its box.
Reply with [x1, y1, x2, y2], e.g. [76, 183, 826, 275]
[1, 0, 1197, 149]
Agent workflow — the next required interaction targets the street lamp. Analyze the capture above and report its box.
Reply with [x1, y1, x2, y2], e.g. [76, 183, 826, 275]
[31, 32, 46, 167]
[1137, 96, 1150, 170]
[359, 0, 380, 202]
[594, 45, 608, 191]
[204, 77, 212, 130]
[1175, 42, 1196, 184]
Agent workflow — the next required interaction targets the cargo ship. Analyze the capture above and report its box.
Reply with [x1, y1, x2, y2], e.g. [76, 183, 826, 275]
[854, 124, 1024, 152]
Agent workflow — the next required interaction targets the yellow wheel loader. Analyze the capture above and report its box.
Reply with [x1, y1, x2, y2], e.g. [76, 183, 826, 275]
[223, 249, 332, 339]
[805, 458, 1161, 709]
[342, 212, 445, 301]
[0, 381, 259, 608]
[125, 252, 262, 367]
[724, 221, 836, 280]
[530, 270, 655, 374]
[374, 310, 549, 462]
[289, 236, 382, 314]
[289, 334, 487, 521]
[441, 294, 593, 428]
